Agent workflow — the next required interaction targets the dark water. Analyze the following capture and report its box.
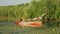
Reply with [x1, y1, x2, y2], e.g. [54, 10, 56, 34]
[0, 22, 60, 34]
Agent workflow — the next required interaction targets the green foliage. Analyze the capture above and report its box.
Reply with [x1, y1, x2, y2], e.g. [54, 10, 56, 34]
[0, 0, 60, 21]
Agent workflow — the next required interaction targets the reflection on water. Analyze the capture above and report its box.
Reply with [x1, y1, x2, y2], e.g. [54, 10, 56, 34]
[0, 22, 60, 34]
[0, 22, 41, 34]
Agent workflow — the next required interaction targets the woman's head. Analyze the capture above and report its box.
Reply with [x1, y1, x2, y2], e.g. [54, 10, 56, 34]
[20, 17, 23, 22]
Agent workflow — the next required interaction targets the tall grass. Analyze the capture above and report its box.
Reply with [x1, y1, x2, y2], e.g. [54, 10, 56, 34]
[0, 0, 60, 21]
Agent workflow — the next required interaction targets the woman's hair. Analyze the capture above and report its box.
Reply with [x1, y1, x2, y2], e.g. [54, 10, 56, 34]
[20, 18, 23, 22]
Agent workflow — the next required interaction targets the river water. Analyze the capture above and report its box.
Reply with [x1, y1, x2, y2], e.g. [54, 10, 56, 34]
[0, 21, 60, 34]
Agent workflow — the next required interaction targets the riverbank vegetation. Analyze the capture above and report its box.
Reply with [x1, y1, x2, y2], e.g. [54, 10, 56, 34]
[0, 0, 60, 21]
